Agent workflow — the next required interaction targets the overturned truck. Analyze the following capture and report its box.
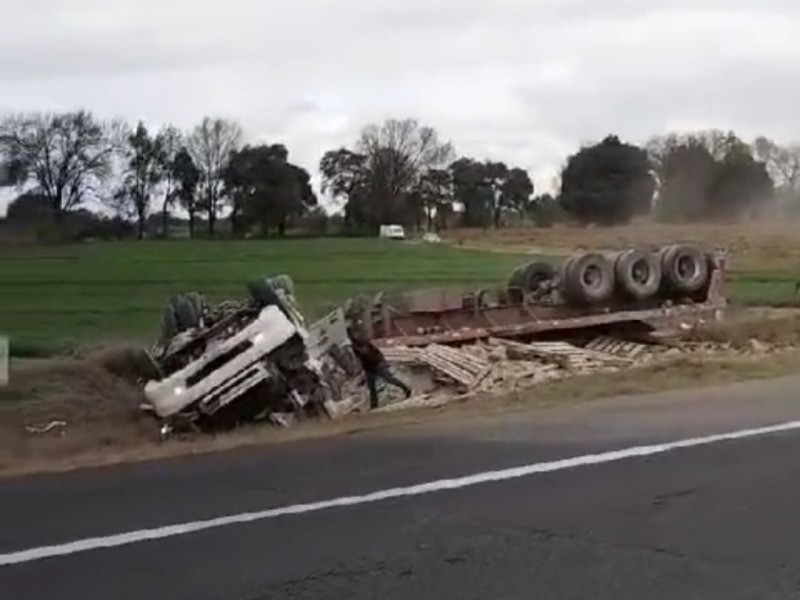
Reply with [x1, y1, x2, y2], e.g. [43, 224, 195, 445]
[142, 277, 361, 433]
[140, 243, 727, 432]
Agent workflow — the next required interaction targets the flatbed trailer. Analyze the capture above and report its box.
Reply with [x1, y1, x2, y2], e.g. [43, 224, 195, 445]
[351, 248, 728, 348]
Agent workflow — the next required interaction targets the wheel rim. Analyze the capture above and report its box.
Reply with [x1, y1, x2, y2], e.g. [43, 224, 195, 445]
[582, 265, 603, 289]
[676, 255, 697, 280]
[631, 259, 651, 285]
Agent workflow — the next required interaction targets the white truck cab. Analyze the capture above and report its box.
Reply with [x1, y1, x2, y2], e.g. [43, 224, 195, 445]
[144, 305, 300, 419]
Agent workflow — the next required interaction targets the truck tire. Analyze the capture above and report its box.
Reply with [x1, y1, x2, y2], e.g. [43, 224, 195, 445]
[184, 292, 205, 322]
[170, 294, 201, 332]
[562, 252, 615, 305]
[659, 244, 709, 294]
[160, 304, 178, 340]
[520, 261, 556, 293]
[267, 274, 295, 297]
[507, 265, 527, 290]
[247, 279, 282, 309]
[248, 278, 303, 326]
[615, 248, 661, 301]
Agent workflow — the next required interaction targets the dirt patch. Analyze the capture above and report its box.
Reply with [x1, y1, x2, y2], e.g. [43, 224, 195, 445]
[0, 356, 154, 473]
[76, 342, 158, 384]
[682, 309, 800, 349]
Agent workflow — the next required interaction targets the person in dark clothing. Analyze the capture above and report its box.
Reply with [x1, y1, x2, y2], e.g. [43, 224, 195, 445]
[348, 328, 412, 409]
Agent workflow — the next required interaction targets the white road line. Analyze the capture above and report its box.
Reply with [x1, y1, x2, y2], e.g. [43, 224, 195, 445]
[3, 419, 800, 567]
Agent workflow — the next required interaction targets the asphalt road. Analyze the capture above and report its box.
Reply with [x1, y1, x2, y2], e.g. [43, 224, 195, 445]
[3, 375, 800, 599]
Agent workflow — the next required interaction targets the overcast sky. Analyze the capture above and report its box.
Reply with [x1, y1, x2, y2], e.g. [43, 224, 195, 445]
[2, 0, 800, 212]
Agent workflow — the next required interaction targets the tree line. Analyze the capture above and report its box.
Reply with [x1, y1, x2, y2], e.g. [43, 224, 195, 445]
[0, 109, 796, 241]
[0, 112, 316, 240]
[323, 125, 791, 231]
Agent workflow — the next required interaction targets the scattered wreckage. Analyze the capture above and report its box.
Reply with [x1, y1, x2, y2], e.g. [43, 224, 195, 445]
[138, 243, 728, 435]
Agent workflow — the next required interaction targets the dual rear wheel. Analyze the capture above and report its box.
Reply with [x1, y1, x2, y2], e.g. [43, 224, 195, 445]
[509, 244, 711, 306]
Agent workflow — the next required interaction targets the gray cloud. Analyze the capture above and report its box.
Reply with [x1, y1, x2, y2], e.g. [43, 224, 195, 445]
[2, 0, 800, 212]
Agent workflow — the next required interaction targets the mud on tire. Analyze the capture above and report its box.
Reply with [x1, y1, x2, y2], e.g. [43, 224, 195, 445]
[614, 248, 662, 301]
[659, 244, 709, 295]
[561, 252, 615, 305]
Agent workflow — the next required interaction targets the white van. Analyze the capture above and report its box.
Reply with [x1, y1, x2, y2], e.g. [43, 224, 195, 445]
[379, 224, 406, 240]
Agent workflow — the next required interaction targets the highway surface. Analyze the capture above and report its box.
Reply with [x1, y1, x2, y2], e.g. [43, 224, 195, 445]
[3, 375, 800, 599]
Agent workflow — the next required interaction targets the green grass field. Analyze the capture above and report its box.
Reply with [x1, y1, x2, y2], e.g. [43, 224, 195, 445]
[0, 238, 795, 356]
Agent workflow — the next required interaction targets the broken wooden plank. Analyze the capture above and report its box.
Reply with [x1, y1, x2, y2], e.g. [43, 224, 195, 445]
[488, 338, 572, 368]
[383, 346, 424, 364]
[420, 348, 476, 387]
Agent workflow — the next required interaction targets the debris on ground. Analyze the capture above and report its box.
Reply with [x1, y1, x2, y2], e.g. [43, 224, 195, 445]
[24, 421, 67, 435]
[377, 330, 793, 413]
[381, 336, 640, 404]
[382, 344, 492, 389]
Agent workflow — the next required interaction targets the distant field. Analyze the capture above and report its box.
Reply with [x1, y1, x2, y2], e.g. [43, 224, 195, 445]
[0, 239, 530, 354]
[0, 236, 796, 356]
[448, 220, 800, 271]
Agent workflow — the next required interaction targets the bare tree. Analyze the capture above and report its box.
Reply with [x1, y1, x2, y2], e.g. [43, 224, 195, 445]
[648, 130, 750, 173]
[173, 147, 201, 238]
[355, 118, 455, 226]
[105, 189, 139, 223]
[357, 118, 454, 188]
[645, 134, 680, 185]
[672, 129, 748, 161]
[186, 117, 242, 237]
[113, 122, 165, 239]
[157, 125, 183, 237]
[0, 110, 123, 223]
[753, 136, 800, 191]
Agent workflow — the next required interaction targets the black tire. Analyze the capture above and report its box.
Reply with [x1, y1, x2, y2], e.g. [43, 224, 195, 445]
[184, 292, 205, 321]
[507, 265, 527, 290]
[659, 244, 709, 294]
[520, 261, 556, 293]
[561, 252, 615, 305]
[247, 279, 282, 309]
[559, 255, 575, 281]
[170, 294, 200, 332]
[614, 248, 662, 301]
[267, 274, 295, 297]
[160, 304, 178, 340]
[557, 255, 575, 302]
